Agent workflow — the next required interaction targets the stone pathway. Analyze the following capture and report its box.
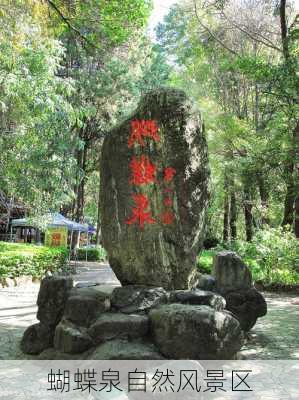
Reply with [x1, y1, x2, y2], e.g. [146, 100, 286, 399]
[0, 261, 120, 359]
[240, 291, 299, 360]
[0, 262, 298, 359]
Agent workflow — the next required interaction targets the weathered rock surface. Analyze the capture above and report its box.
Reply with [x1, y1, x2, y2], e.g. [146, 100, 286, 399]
[189, 270, 216, 291]
[54, 320, 93, 354]
[213, 251, 252, 293]
[64, 288, 110, 326]
[21, 276, 73, 355]
[195, 274, 216, 291]
[89, 339, 164, 360]
[169, 289, 225, 310]
[37, 276, 73, 326]
[88, 313, 149, 344]
[224, 288, 267, 331]
[38, 348, 93, 360]
[100, 87, 209, 290]
[111, 285, 167, 314]
[21, 323, 53, 355]
[150, 304, 243, 359]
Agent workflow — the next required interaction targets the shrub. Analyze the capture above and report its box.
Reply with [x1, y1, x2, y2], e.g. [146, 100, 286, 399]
[203, 236, 220, 249]
[76, 246, 107, 261]
[225, 227, 299, 285]
[197, 227, 299, 285]
[0, 242, 69, 279]
[197, 250, 214, 274]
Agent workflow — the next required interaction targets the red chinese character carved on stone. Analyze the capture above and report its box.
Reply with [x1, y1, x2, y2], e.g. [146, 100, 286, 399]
[126, 193, 155, 228]
[163, 197, 173, 207]
[129, 155, 156, 185]
[163, 167, 176, 182]
[128, 120, 160, 148]
[160, 211, 175, 225]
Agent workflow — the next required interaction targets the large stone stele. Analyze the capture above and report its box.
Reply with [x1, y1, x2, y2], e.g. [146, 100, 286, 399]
[100, 87, 209, 290]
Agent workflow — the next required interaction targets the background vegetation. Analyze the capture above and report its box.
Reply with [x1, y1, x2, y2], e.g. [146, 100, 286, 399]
[0, 242, 69, 279]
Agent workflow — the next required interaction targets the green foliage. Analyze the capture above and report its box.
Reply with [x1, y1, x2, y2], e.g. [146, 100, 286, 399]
[0, 6, 77, 213]
[0, 0, 156, 221]
[76, 246, 107, 262]
[197, 228, 299, 285]
[224, 228, 299, 285]
[197, 250, 214, 274]
[0, 242, 69, 279]
[157, 0, 298, 243]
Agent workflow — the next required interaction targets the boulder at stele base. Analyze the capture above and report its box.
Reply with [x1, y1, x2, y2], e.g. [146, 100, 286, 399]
[111, 285, 168, 313]
[212, 251, 267, 331]
[21, 276, 73, 354]
[224, 288, 267, 331]
[149, 304, 243, 359]
[213, 251, 252, 294]
[100, 87, 210, 290]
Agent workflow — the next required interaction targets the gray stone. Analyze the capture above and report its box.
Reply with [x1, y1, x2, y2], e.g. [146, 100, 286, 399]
[54, 320, 93, 354]
[88, 313, 149, 344]
[75, 282, 98, 288]
[169, 289, 225, 310]
[20, 323, 53, 355]
[100, 87, 210, 290]
[196, 274, 216, 291]
[38, 347, 93, 360]
[213, 251, 252, 293]
[64, 288, 111, 327]
[111, 285, 168, 313]
[224, 288, 267, 331]
[37, 276, 73, 327]
[150, 304, 243, 359]
[89, 339, 164, 360]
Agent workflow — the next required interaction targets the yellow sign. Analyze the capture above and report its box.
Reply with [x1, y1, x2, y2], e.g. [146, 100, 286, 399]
[45, 227, 68, 247]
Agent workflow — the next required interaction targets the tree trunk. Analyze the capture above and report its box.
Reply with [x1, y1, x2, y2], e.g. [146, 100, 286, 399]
[279, 0, 298, 233]
[72, 146, 82, 219]
[257, 174, 269, 225]
[282, 120, 298, 228]
[295, 196, 299, 238]
[95, 178, 101, 245]
[230, 190, 237, 240]
[282, 162, 295, 227]
[280, 0, 289, 60]
[244, 186, 253, 241]
[223, 175, 230, 242]
[75, 140, 88, 222]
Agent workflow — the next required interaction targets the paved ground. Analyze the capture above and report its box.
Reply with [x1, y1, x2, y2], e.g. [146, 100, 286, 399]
[0, 261, 120, 359]
[0, 262, 298, 359]
[240, 291, 299, 359]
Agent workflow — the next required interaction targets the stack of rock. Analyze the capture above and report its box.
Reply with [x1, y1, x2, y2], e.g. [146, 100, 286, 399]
[21, 277, 245, 359]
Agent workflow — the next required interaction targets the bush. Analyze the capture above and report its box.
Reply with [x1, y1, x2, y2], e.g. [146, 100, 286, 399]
[0, 242, 69, 279]
[76, 246, 107, 261]
[203, 236, 220, 249]
[197, 227, 299, 285]
[225, 227, 299, 285]
[197, 250, 214, 274]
